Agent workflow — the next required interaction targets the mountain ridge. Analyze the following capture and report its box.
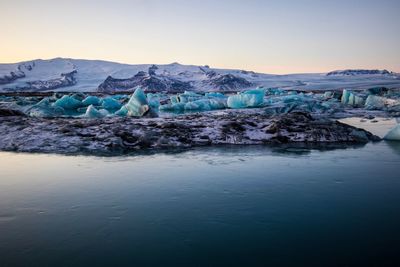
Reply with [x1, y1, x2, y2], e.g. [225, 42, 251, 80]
[0, 58, 398, 93]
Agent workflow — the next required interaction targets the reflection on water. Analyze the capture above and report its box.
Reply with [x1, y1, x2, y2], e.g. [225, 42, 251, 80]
[0, 142, 400, 267]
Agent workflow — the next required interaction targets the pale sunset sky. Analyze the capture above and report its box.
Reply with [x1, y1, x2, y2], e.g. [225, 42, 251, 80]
[0, 0, 399, 74]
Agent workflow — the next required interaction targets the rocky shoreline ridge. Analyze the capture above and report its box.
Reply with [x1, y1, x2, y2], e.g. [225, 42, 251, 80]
[0, 110, 380, 155]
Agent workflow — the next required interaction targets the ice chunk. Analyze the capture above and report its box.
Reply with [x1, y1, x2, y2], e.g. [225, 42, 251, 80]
[28, 97, 65, 117]
[101, 97, 122, 110]
[146, 93, 161, 109]
[159, 103, 185, 112]
[205, 92, 226, 98]
[208, 98, 227, 109]
[227, 88, 265, 109]
[124, 88, 150, 116]
[184, 99, 212, 111]
[83, 105, 108, 118]
[341, 89, 365, 107]
[178, 91, 203, 103]
[82, 96, 101, 106]
[266, 88, 285, 95]
[53, 95, 82, 110]
[71, 93, 86, 101]
[384, 124, 400, 141]
[114, 106, 128, 116]
[363, 95, 400, 110]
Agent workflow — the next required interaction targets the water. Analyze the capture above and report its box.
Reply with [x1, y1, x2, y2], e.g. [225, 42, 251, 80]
[1, 142, 400, 267]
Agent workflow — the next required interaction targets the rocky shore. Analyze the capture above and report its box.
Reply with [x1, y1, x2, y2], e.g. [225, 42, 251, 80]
[0, 110, 379, 155]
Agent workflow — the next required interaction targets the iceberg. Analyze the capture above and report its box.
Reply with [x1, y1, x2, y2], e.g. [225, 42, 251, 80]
[146, 93, 161, 109]
[101, 97, 122, 110]
[205, 92, 226, 98]
[266, 88, 285, 95]
[364, 95, 390, 110]
[341, 89, 365, 107]
[177, 91, 203, 103]
[53, 95, 82, 110]
[227, 88, 265, 109]
[384, 124, 400, 141]
[114, 106, 129, 116]
[28, 97, 65, 117]
[184, 99, 212, 111]
[124, 88, 150, 116]
[160, 91, 226, 113]
[159, 103, 186, 112]
[83, 105, 108, 118]
[82, 96, 101, 106]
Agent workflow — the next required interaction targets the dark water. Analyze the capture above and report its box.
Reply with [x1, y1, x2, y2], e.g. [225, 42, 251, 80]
[1, 142, 400, 267]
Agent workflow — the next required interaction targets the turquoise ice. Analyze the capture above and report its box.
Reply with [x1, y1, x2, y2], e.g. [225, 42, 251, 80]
[84, 105, 108, 118]
[82, 96, 101, 106]
[101, 97, 122, 110]
[341, 89, 365, 107]
[53, 95, 82, 110]
[227, 88, 265, 109]
[28, 97, 65, 117]
[124, 88, 150, 116]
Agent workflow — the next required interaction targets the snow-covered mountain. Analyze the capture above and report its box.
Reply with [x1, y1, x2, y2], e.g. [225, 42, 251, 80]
[0, 58, 399, 93]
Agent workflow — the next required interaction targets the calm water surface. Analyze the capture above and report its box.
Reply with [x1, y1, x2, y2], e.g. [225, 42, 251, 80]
[1, 142, 400, 267]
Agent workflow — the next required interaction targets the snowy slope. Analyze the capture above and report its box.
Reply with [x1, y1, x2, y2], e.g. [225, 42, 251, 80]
[0, 58, 399, 92]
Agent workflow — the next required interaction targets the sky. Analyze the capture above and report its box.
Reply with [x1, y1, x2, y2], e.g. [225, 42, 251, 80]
[0, 0, 399, 74]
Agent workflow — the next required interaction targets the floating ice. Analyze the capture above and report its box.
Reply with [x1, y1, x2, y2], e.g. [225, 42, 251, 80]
[114, 106, 128, 116]
[159, 102, 185, 112]
[384, 124, 400, 141]
[82, 96, 101, 106]
[227, 88, 265, 109]
[146, 93, 161, 109]
[84, 105, 108, 118]
[178, 91, 203, 103]
[205, 92, 226, 98]
[266, 88, 285, 95]
[364, 95, 400, 111]
[159, 91, 227, 112]
[341, 89, 365, 107]
[101, 97, 122, 110]
[124, 88, 150, 116]
[53, 95, 82, 110]
[28, 97, 65, 117]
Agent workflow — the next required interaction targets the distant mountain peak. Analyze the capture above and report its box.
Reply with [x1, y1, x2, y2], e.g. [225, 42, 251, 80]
[326, 69, 393, 76]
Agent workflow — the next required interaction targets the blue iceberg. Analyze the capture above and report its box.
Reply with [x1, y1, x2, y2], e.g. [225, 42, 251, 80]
[124, 88, 150, 116]
[146, 93, 161, 109]
[341, 89, 365, 107]
[227, 88, 265, 109]
[53, 95, 82, 110]
[28, 97, 65, 117]
[159, 103, 186, 112]
[82, 96, 101, 106]
[101, 97, 122, 110]
[83, 105, 108, 118]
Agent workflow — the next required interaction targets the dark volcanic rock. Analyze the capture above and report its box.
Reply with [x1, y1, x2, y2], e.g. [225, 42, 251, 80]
[327, 69, 392, 76]
[206, 74, 252, 91]
[97, 71, 193, 93]
[0, 111, 379, 155]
